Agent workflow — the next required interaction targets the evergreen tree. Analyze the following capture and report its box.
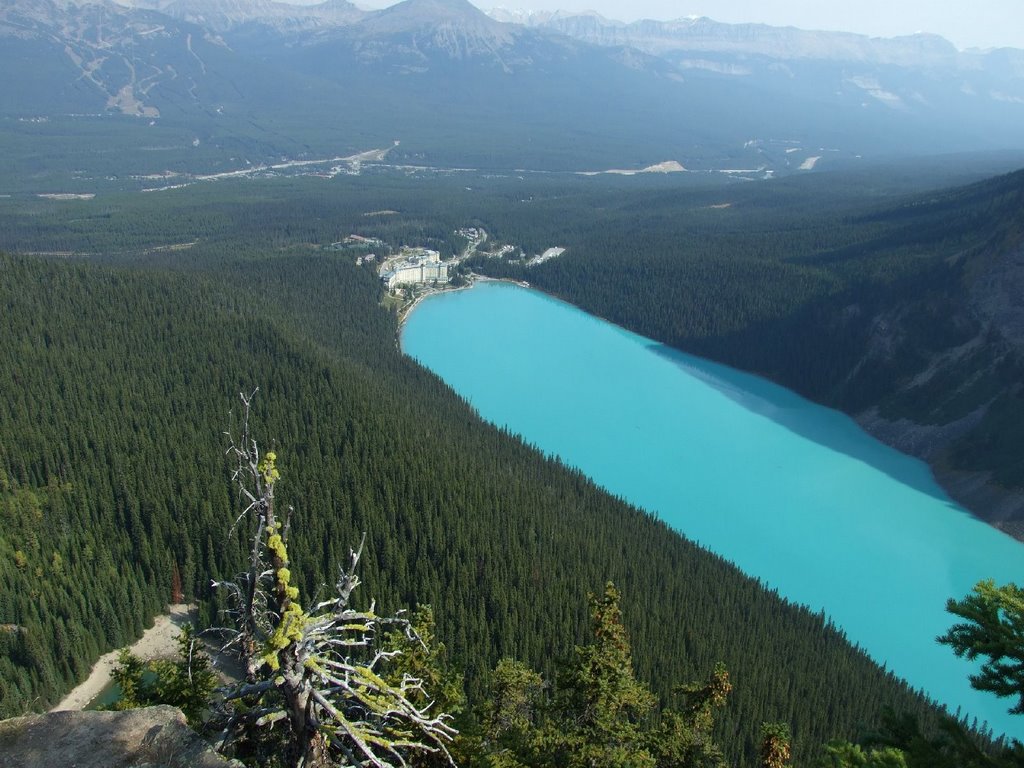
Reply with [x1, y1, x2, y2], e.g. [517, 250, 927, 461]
[759, 723, 792, 768]
[862, 709, 1022, 768]
[462, 583, 735, 768]
[476, 659, 545, 767]
[939, 581, 1024, 715]
[548, 582, 657, 768]
[820, 741, 908, 768]
[108, 624, 218, 728]
[648, 663, 732, 768]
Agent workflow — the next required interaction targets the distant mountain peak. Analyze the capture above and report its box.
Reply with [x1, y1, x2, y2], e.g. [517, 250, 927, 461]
[375, 0, 501, 25]
[351, 0, 520, 63]
[487, 6, 614, 26]
[404, 0, 482, 10]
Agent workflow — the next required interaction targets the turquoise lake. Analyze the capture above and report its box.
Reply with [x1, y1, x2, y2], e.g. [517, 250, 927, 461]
[401, 281, 1024, 741]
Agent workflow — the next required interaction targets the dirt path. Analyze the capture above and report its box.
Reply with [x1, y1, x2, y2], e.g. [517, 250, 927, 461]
[50, 604, 195, 712]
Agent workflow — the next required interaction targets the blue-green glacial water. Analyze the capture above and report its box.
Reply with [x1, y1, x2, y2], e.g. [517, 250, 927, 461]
[402, 281, 1024, 741]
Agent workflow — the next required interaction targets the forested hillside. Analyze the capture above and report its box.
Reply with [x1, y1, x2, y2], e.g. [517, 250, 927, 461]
[473, 168, 1024, 534]
[0, 244, 946, 766]
[3, 165, 1022, 761]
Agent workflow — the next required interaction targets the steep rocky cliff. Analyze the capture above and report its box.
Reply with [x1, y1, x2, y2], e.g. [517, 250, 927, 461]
[854, 237, 1024, 537]
[0, 706, 239, 768]
[762, 173, 1024, 535]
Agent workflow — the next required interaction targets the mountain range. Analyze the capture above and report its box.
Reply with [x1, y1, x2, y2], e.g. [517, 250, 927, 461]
[2, 0, 1023, 186]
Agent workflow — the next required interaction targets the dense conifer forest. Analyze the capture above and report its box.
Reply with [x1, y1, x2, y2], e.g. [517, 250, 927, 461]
[0, 166, 1017, 764]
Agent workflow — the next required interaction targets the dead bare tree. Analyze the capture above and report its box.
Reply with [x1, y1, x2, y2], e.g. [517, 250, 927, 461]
[211, 390, 456, 768]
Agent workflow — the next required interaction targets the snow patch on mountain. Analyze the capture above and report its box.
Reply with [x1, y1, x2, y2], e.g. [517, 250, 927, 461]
[846, 75, 905, 108]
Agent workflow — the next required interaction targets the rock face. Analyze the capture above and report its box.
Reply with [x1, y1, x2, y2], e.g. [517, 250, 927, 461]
[139, 0, 366, 34]
[531, 13, 964, 65]
[0, 706, 240, 768]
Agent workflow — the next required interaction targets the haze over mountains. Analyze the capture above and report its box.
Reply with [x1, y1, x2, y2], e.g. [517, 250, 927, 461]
[3, 0, 1024, 186]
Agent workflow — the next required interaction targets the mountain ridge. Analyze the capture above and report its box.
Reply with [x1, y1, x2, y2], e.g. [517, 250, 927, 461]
[2, 0, 1024, 181]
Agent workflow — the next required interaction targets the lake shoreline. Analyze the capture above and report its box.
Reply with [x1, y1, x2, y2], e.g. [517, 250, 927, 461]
[405, 280, 1024, 544]
[402, 279, 1024, 739]
[396, 274, 528, 330]
[50, 604, 195, 712]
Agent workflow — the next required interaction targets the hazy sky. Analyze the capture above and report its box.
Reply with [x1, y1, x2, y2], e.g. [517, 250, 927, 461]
[350, 0, 1024, 50]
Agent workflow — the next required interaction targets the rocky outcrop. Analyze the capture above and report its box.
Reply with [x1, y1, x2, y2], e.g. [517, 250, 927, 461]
[0, 706, 240, 768]
[537, 14, 964, 65]
[973, 243, 1024, 351]
[144, 0, 366, 34]
[857, 406, 1024, 539]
